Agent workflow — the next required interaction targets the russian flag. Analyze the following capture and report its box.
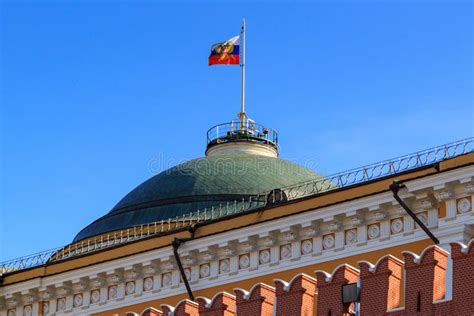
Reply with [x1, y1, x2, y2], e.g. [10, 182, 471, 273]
[209, 36, 240, 66]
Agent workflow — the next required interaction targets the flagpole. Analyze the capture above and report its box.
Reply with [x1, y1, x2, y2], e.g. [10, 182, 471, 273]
[239, 18, 246, 128]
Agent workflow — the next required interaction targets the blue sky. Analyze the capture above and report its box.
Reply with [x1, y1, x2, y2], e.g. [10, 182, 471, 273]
[1, 1, 472, 260]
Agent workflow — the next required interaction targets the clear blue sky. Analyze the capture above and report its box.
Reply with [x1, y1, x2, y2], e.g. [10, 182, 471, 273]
[1, 1, 473, 261]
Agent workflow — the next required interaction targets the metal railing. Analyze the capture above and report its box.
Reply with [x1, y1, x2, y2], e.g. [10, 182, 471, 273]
[271, 137, 474, 203]
[0, 198, 266, 275]
[1, 137, 472, 275]
[206, 120, 278, 149]
[0, 248, 62, 274]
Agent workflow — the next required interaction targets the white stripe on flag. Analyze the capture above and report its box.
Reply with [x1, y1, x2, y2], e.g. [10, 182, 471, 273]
[211, 35, 240, 51]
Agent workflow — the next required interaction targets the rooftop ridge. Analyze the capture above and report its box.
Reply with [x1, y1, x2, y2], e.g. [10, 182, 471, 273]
[1, 137, 472, 275]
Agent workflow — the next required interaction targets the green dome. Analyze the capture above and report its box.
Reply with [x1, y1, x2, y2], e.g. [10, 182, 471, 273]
[74, 155, 322, 242]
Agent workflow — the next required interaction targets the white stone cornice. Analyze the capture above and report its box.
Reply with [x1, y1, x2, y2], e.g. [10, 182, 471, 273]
[160, 260, 176, 272]
[124, 265, 142, 281]
[281, 231, 297, 243]
[392, 206, 406, 217]
[421, 199, 433, 208]
[405, 166, 474, 193]
[200, 245, 217, 262]
[414, 191, 430, 200]
[5, 294, 21, 309]
[261, 236, 277, 247]
[55, 282, 72, 297]
[300, 220, 320, 237]
[420, 198, 437, 212]
[89, 274, 106, 289]
[180, 255, 196, 267]
[257, 231, 280, 247]
[142, 260, 161, 276]
[38, 285, 56, 301]
[434, 190, 454, 201]
[106, 269, 124, 284]
[301, 226, 318, 238]
[72, 277, 89, 293]
[0, 279, 40, 298]
[350, 216, 364, 227]
[238, 235, 257, 253]
[374, 211, 387, 221]
[219, 240, 238, 257]
[280, 226, 301, 243]
[20, 289, 37, 305]
[465, 183, 474, 194]
[221, 247, 235, 257]
[326, 221, 342, 232]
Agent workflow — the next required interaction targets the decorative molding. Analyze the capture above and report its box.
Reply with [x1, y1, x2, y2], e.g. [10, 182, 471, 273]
[435, 190, 454, 202]
[90, 289, 100, 304]
[107, 270, 124, 284]
[367, 224, 380, 240]
[457, 197, 472, 214]
[350, 216, 364, 227]
[280, 244, 292, 260]
[302, 227, 318, 237]
[143, 277, 154, 292]
[258, 249, 271, 265]
[374, 211, 387, 221]
[219, 259, 230, 274]
[142, 261, 161, 276]
[72, 278, 89, 293]
[90, 274, 107, 289]
[125, 281, 136, 296]
[199, 263, 211, 279]
[327, 221, 342, 232]
[108, 285, 118, 300]
[390, 218, 404, 235]
[125, 265, 142, 281]
[465, 184, 474, 194]
[322, 234, 335, 250]
[421, 199, 434, 210]
[161, 273, 172, 287]
[238, 254, 250, 270]
[23, 304, 32, 316]
[56, 297, 66, 312]
[345, 229, 358, 245]
[42, 301, 49, 314]
[301, 239, 313, 255]
[73, 293, 83, 307]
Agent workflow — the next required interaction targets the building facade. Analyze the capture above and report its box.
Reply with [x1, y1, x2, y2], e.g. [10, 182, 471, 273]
[1, 119, 473, 316]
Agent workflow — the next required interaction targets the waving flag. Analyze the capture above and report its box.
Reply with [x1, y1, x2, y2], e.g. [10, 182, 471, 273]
[208, 36, 240, 66]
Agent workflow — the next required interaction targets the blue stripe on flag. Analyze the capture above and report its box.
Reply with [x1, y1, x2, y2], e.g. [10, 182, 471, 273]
[210, 45, 240, 56]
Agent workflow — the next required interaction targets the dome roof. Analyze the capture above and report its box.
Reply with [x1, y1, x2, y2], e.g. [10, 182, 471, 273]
[73, 154, 322, 242]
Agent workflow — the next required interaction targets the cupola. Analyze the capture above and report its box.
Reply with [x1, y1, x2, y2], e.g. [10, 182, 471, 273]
[205, 113, 278, 158]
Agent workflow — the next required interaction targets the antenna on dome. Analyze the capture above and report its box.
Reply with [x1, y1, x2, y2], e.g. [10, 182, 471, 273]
[238, 18, 247, 128]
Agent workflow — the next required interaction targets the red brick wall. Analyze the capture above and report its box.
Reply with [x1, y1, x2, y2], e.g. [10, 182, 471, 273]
[315, 264, 360, 316]
[234, 283, 275, 316]
[274, 274, 317, 316]
[358, 255, 403, 314]
[402, 246, 448, 315]
[138, 308, 162, 316]
[450, 241, 474, 315]
[196, 292, 236, 316]
[161, 300, 199, 316]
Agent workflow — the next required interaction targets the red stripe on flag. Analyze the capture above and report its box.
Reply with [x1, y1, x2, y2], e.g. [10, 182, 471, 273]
[208, 54, 240, 66]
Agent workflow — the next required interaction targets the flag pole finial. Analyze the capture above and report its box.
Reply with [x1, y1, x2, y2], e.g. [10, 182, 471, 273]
[238, 18, 246, 126]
